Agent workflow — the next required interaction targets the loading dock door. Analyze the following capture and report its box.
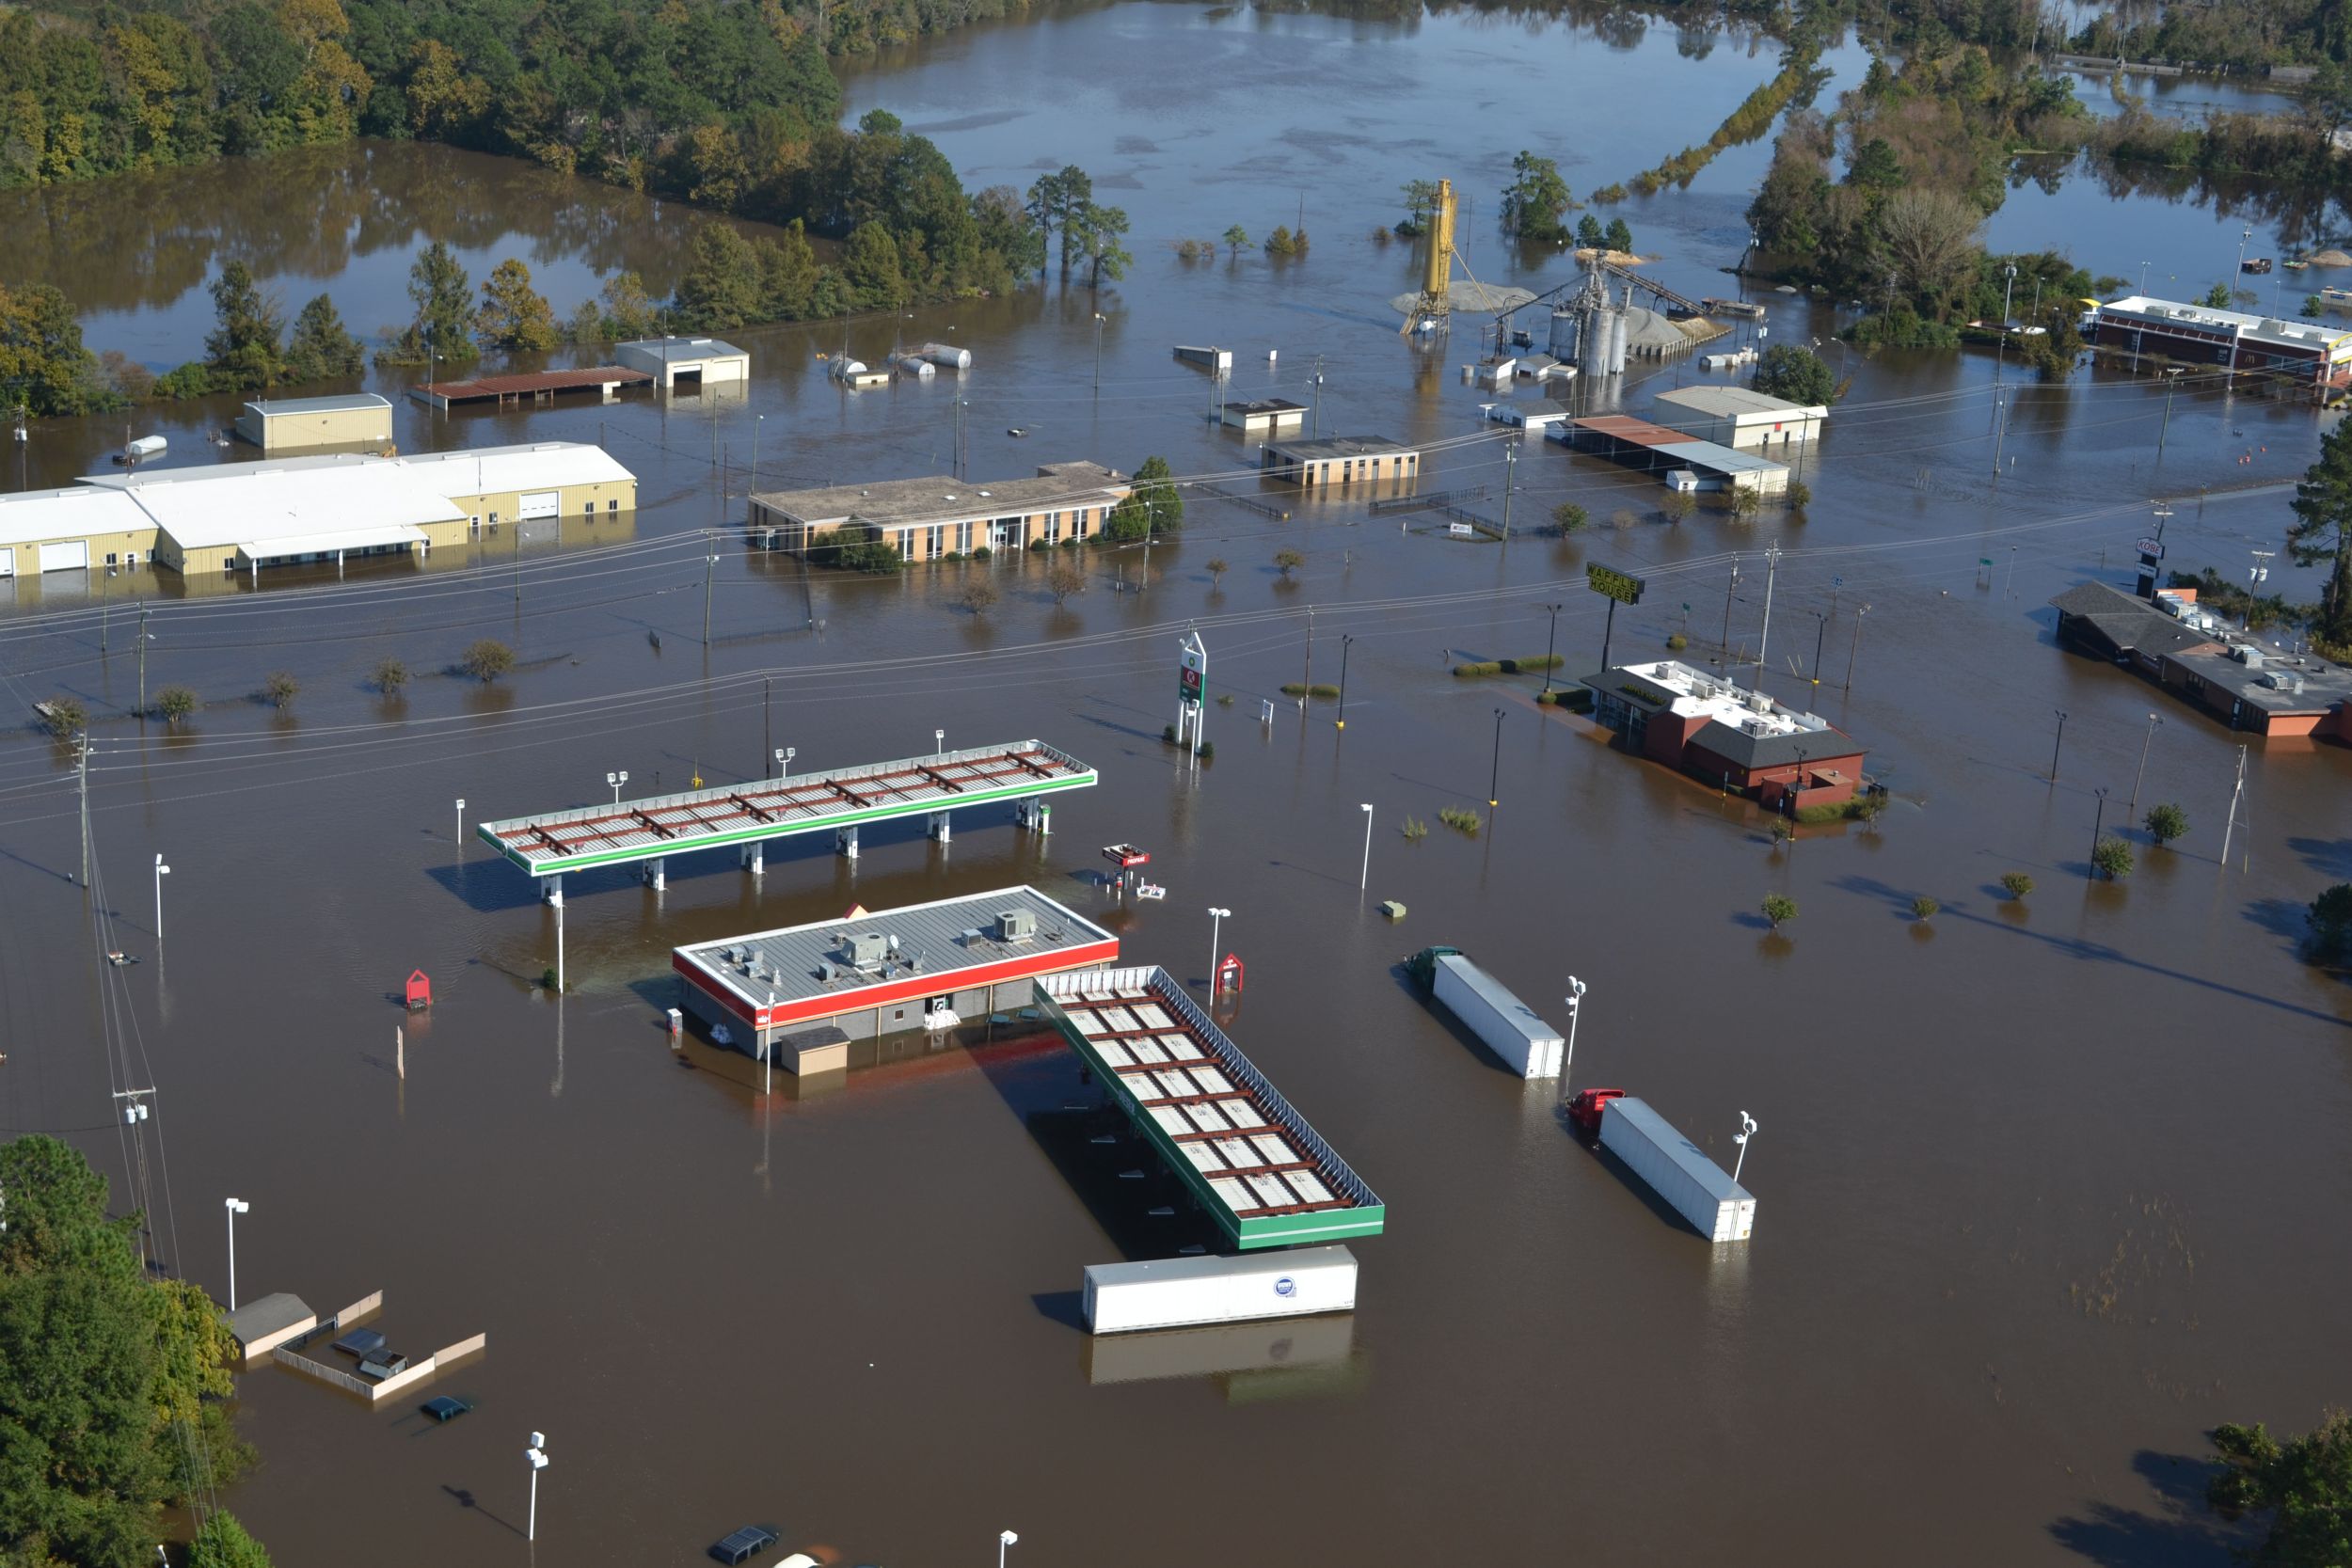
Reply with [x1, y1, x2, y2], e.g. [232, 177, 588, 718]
[39, 541, 87, 573]
[0, 549, 13, 577]
[517, 490, 560, 520]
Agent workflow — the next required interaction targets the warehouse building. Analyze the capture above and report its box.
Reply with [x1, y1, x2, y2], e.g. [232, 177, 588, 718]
[748, 462, 1131, 562]
[1261, 435, 1421, 487]
[1652, 385, 1826, 450]
[1582, 658, 1866, 809]
[234, 393, 395, 453]
[1221, 398, 1308, 436]
[673, 886, 1120, 1074]
[1556, 415, 1789, 496]
[0, 441, 637, 582]
[2089, 295, 2352, 389]
[615, 336, 749, 388]
[2051, 580, 2352, 737]
[411, 366, 652, 412]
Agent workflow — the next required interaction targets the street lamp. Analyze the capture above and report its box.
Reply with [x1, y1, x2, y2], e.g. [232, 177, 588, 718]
[1206, 907, 1230, 994]
[1335, 634, 1353, 731]
[1487, 707, 1504, 809]
[780, 746, 795, 779]
[934, 728, 946, 757]
[2049, 709, 2067, 784]
[752, 413, 765, 491]
[1731, 1112, 1758, 1184]
[607, 769, 628, 804]
[2090, 784, 2110, 874]
[2129, 712, 2164, 816]
[1094, 311, 1107, 393]
[1358, 803, 1374, 890]
[525, 1434, 549, 1543]
[153, 852, 170, 940]
[1000, 1530, 1019, 1568]
[1540, 603, 1564, 694]
[1563, 975, 1586, 1083]
[224, 1197, 248, 1309]
[455, 798, 466, 854]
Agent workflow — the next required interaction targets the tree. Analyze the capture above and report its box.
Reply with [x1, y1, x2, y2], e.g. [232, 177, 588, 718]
[2000, 871, 2036, 900]
[1602, 216, 1633, 254]
[1123, 455, 1184, 537]
[2206, 1412, 2352, 1564]
[1761, 893, 1799, 927]
[1273, 547, 1305, 578]
[282, 293, 365, 382]
[474, 259, 559, 352]
[2143, 801, 2188, 846]
[203, 261, 285, 391]
[1046, 565, 1087, 606]
[2091, 835, 2136, 880]
[1661, 492, 1696, 524]
[2201, 280, 2235, 309]
[1263, 226, 1300, 258]
[1223, 225, 1253, 257]
[1871, 189, 1984, 315]
[0, 283, 115, 416]
[262, 672, 298, 709]
[597, 272, 660, 341]
[1205, 558, 1229, 588]
[1397, 180, 1440, 236]
[1576, 214, 1604, 248]
[154, 685, 198, 725]
[673, 225, 761, 332]
[1785, 480, 1812, 511]
[1552, 501, 1589, 533]
[381, 240, 476, 369]
[955, 579, 999, 615]
[2289, 413, 2352, 644]
[1911, 895, 1940, 920]
[371, 656, 409, 696]
[39, 695, 86, 737]
[1025, 165, 1094, 271]
[2310, 883, 2352, 958]
[461, 639, 516, 683]
[1500, 150, 1573, 243]
[1754, 343, 1836, 406]
[188, 1510, 275, 1568]
[1073, 202, 1131, 289]
[841, 223, 909, 310]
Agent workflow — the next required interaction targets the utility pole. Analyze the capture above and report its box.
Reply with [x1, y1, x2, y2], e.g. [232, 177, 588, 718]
[703, 549, 718, 644]
[1720, 554, 1740, 666]
[2155, 367, 2183, 465]
[2049, 708, 2067, 784]
[1499, 439, 1516, 553]
[2005, 544, 2018, 599]
[1991, 387, 2009, 477]
[1311, 356, 1325, 438]
[136, 603, 149, 715]
[1300, 607, 1314, 713]
[1844, 603, 1868, 689]
[763, 676, 772, 769]
[1540, 603, 1563, 695]
[2220, 744, 2250, 870]
[75, 733, 91, 884]
[2089, 785, 2109, 875]
[1807, 610, 1826, 687]
[1755, 544, 1780, 682]
[2129, 712, 2162, 816]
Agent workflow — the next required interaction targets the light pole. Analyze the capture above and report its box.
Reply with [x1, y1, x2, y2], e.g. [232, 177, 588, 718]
[1093, 312, 1106, 393]
[2049, 709, 2067, 784]
[556, 889, 565, 994]
[153, 853, 169, 940]
[780, 747, 795, 779]
[773, 748, 787, 780]
[525, 1434, 549, 1543]
[704, 552, 720, 644]
[751, 413, 764, 492]
[1206, 907, 1230, 993]
[999, 1530, 1018, 1568]
[935, 727, 946, 758]
[1358, 803, 1373, 890]
[607, 769, 628, 804]
[2129, 712, 2163, 816]
[2234, 223, 2252, 294]
[1997, 261, 2017, 381]
[1563, 975, 1585, 1083]
[1842, 603, 1868, 689]
[1335, 634, 1353, 731]
[1487, 706, 1504, 809]
[455, 798, 466, 854]
[1731, 1112, 1758, 1184]
[223, 1198, 248, 1309]
[2137, 260, 2152, 296]
[2090, 784, 2109, 874]
[1540, 603, 1564, 694]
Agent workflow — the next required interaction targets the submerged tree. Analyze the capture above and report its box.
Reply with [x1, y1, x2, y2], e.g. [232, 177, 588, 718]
[1500, 150, 1573, 243]
[1073, 202, 1132, 289]
[2290, 414, 2352, 646]
[474, 259, 560, 353]
[282, 293, 366, 382]
[380, 241, 477, 369]
[204, 261, 285, 391]
[1754, 343, 1836, 406]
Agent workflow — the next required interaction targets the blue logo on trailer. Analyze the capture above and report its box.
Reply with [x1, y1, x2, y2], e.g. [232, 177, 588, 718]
[1274, 1276, 1296, 1297]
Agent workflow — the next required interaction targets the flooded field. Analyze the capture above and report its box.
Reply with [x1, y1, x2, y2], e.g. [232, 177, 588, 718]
[0, 6, 2348, 1566]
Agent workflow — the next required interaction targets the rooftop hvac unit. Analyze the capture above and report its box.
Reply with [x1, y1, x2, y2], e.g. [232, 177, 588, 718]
[2236, 644, 2265, 667]
[996, 910, 1036, 942]
[818, 959, 836, 982]
[846, 932, 887, 967]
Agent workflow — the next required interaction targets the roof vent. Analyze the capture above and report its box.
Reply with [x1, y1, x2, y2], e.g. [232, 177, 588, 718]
[818, 959, 836, 982]
[996, 910, 1036, 942]
[846, 931, 887, 967]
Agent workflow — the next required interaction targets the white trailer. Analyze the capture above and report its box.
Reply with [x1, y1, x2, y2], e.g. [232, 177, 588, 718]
[1083, 1245, 1357, 1334]
[1172, 344, 1232, 373]
[1428, 953, 1563, 1078]
[1597, 1098, 1755, 1243]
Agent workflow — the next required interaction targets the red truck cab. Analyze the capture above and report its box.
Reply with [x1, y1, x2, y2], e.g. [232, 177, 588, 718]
[1566, 1087, 1625, 1136]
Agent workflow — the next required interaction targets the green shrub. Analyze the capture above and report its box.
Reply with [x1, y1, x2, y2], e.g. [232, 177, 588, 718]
[39, 696, 86, 737]
[2000, 871, 2036, 900]
[262, 671, 298, 709]
[1769, 818, 1793, 845]
[972, 545, 993, 560]
[1552, 501, 1589, 533]
[1028, 537, 1053, 551]
[154, 685, 198, 725]
[372, 656, 409, 696]
[152, 361, 214, 400]
[1438, 806, 1483, 836]
[1274, 548, 1305, 577]
[461, 639, 516, 683]
[1912, 895, 1939, 920]
[1453, 655, 1562, 677]
[2144, 801, 2188, 846]
[1786, 479, 1812, 510]
[1761, 893, 1798, 927]
[1401, 816, 1428, 840]
[1279, 683, 1342, 698]
[188, 1510, 274, 1568]
[1666, 633, 1688, 651]
[2092, 836, 2136, 880]
[1795, 797, 1873, 825]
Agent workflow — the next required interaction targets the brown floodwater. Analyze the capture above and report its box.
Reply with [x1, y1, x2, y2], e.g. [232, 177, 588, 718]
[1, 7, 2348, 1566]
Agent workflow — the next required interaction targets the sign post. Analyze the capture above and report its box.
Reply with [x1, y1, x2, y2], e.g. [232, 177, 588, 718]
[1585, 563, 1645, 671]
[1176, 629, 1208, 757]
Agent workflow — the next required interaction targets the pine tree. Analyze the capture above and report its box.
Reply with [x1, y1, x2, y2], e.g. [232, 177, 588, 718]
[474, 259, 560, 352]
[283, 293, 365, 382]
[380, 241, 477, 369]
[2289, 413, 2352, 644]
[203, 261, 285, 390]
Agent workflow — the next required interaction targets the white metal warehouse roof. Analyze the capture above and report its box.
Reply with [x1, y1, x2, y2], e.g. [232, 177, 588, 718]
[0, 485, 154, 548]
[244, 392, 392, 418]
[395, 442, 634, 498]
[83, 463, 465, 550]
[1653, 385, 1826, 421]
[616, 336, 747, 363]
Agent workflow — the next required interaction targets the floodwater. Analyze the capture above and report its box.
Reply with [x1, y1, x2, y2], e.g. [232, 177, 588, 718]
[1, 6, 2349, 1567]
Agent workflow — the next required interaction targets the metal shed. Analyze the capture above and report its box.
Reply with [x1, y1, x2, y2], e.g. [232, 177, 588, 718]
[235, 393, 395, 453]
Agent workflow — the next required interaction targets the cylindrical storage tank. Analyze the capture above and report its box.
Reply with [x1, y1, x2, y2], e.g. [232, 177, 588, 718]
[920, 341, 972, 371]
[1606, 309, 1629, 375]
[1548, 308, 1579, 359]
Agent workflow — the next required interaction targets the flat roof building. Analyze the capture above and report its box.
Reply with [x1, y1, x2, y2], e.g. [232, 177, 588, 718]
[1483, 399, 1574, 433]
[1652, 385, 1825, 450]
[0, 486, 158, 578]
[1220, 397, 1308, 436]
[674, 886, 1120, 1074]
[1261, 435, 1421, 488]
[396, 442, 638, 529]
[615, 336, 749, 388]
[1557, 416, 1790, 495]
[1583, 658, 1866, 809]
[748, 462, 1130, 562]
[2089, 295, 2352, 389]
[234, 393, 394, 453]
[2051, 580, 2352, 737]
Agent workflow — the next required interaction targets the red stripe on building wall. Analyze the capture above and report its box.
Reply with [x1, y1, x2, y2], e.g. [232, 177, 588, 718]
[671, 937, 1121, 1029]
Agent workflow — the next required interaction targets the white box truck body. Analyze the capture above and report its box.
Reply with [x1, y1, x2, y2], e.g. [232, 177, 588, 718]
[1430, 954, 1564, 1078]
[1597, 1097, 1756, 1243]
[1083, 1246, 1358, 1334]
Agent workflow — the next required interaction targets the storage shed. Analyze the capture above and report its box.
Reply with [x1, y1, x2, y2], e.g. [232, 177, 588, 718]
[235, 393, 394, 453]
[1651, 385, 1825, 450]
[615, 336, 750, 388]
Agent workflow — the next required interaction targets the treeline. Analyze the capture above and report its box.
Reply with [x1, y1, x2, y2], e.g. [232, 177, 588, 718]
[2067, 0, 2348, 71]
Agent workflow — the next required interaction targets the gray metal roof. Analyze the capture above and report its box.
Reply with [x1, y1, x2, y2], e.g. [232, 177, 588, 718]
[616, 335, 747, 362]
[2167, 644, 2352, 713]
[1607, 1098, 1752, 1204]
[676, 885, 1115, 1011]
[222, 1291, 313, 1345]
[1266, 435, 1417, 459]
[244, 393, 392, 417]
[1654, 385, 1826, 420]
[1691, 717, 1864, 771]
[2050, 581, 2221, 659]
[750, 463, 1126, 530]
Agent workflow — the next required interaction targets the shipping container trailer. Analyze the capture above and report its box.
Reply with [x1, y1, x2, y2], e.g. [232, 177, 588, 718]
[1597, 1097, 1756, 1243]
[1084, 1245, 1358, 1334]
[1405, 947, 1564, 1078]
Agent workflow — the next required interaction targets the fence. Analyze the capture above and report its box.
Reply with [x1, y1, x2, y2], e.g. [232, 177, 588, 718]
[270, 1289, 486, 1404]
[1370, 484, 1485, 515]
[1196, 484, 1292, 520]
